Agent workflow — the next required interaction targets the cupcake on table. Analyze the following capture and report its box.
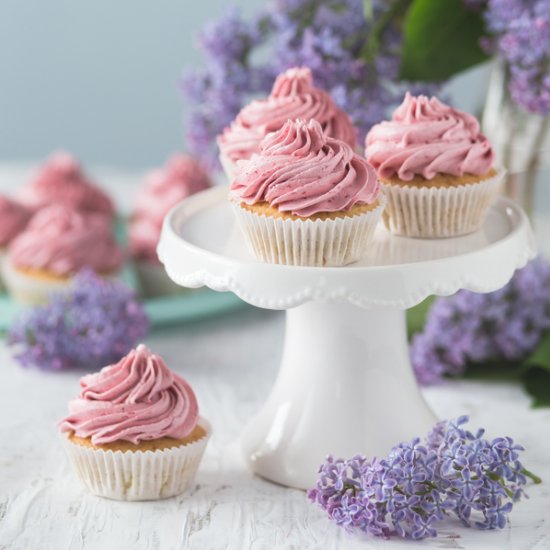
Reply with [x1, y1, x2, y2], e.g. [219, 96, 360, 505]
[59, 344, 211, 501]
[230, 118, 383, 267]
[217, 66, 357, 181]
[365, 92, 503, 238]
[0, 195, 31, 289]
[17, 151, 115, 221]
[129, 154, 212, 297]
[2, 205, 123, 304]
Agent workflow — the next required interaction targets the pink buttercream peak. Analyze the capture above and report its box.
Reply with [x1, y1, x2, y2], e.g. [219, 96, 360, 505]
[0, 195, 31, 247]
[59, 344, 199, 445]
[218, 66, 357, 163]
[47, 150, 81, 173]
[365, 93, 494, 181]
[231, 118, 379, 217]
[9, 204, 123, 276]
[18, 151, 115, 218]
[271, 67, 314, 98]
[393, 93, 481, 136]
[260, 118, 326, 156]
[134, 154, 211, 215]
[130, 154, 212, 263]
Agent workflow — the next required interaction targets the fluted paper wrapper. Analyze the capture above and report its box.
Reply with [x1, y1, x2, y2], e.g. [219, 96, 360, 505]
[231, 199, 385, 267]
[380, 169, 505, 238]
[62, 418, 211, 501]
[0, 259, 120, 305]
[219, 152, 237, 184]
[0, 258, 71, 305]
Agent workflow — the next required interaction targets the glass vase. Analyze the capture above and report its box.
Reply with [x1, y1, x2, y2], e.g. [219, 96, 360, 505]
[482, 60, 550, 257]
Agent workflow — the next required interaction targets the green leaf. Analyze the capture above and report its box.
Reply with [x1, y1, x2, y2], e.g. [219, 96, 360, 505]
[522, 367, 550, 408]
[461, 360, 523, 381]
[407, 296, 434, 338]
[400, 0, 489, 81]
[522, 332, 550, 407]
[364, 0, 374, 20]
[525, 332, 550, 372]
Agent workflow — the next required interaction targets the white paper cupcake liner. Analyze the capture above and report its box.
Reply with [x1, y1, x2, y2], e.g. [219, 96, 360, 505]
[135, 260, 186, 298]
[231, 198, 385, 267]
[0, 258, 72, 305]
[219, 152, 237, 184]
[0, 259, 120, 305]
[380, 169, 505, 238]
[62, 418, 211, 501]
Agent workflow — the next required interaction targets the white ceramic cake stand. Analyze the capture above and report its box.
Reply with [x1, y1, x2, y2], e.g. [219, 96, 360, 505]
[158, 185, 536, 490]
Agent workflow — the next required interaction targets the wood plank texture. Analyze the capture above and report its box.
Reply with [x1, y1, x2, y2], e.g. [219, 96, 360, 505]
[1, 306, 549, 550]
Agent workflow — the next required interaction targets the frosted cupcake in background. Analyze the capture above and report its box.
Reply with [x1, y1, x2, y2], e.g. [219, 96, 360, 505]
[59, 344, 211, 501]
[0, 195, 31, 289]
[365, 92, 503, 238]
[2, 205, 123, 304]
[230, 118, 383, 267]
[129, 154, 212, 297]
[217, 66, 357, 181]
[17, 151, 115, 221]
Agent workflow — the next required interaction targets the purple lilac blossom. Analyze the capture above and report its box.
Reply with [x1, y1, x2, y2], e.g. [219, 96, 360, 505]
[483, 0, 550, 114]
[308, 416, 537, 540]
[8, 269, 150, 371]
[411, 258, 550, 386]
[181, 0, 437, 168]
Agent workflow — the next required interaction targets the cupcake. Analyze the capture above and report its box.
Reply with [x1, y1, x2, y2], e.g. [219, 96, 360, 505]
[218, 66, 357, 181]
[0, 195, 31, 289]
[365, 92, 503, 238]
[129, 154, 212, 297]
[17, 151, 115, 220]
[2, 205, 123, 304]
[59, 344, 211, 501]
[230, 118, 383, 267]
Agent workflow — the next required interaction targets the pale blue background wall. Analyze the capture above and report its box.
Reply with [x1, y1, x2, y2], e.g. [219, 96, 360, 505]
[0, 1, 487, 170]
[0, 0, 255, 169]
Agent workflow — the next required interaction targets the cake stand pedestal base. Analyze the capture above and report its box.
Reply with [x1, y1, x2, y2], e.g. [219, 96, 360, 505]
[241, 302, 436, 490]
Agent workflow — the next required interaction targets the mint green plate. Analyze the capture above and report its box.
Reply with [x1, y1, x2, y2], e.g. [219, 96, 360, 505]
[143, 288, 247, 328]
[0, 217, 248, 332]
[0, 284, 247, 332]
[0, 258, 246, 333]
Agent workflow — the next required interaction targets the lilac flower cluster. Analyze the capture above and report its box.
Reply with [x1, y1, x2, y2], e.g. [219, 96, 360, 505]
[308, 416, 538, 540]
[8, 269, 149, 371]
[182, 0, 435, 168]
[483, 0, 550, 114]
[411, 258, 550, 385]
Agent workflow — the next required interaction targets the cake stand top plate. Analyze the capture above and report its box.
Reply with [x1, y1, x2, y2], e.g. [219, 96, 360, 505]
[158, 185, 536, 310]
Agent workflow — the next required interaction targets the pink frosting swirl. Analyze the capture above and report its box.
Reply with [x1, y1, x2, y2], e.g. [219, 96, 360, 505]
[365, 93, 494, 181]
[59, 344, 199, 445]
[9, 205, 123, 276]
[231, 119, 380, 217]
[130, 154, 212, 263]
[218, 67, 357, 162]
[18, 152, 115, 218]
[0, 195, 31, 247]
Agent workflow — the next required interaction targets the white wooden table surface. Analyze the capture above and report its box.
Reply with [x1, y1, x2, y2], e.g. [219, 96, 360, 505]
[0, 164, 549, 549]
[1, 306, 549, 550]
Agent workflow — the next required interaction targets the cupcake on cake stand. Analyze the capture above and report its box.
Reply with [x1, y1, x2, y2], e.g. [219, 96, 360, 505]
[158, 183, 535, 490]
